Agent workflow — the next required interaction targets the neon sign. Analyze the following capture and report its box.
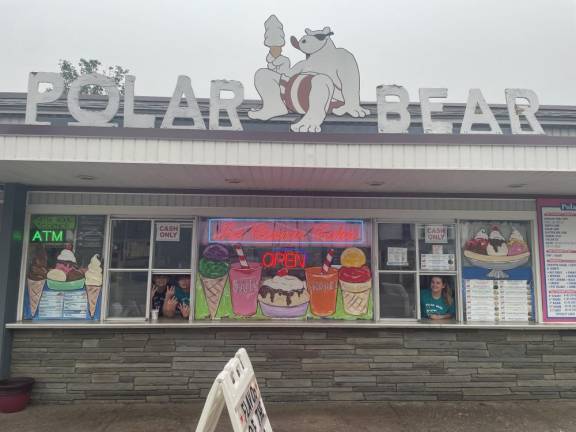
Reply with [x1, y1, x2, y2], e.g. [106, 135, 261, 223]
[208, 219, 364, 245]
[262, 250, 306, 269]
[30, 229, 65, 243]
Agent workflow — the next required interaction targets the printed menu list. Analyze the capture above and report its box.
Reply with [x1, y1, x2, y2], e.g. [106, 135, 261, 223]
[37, 289, 88, 320]
[465, 279, 531, 322]
[540, 204, 576, 319]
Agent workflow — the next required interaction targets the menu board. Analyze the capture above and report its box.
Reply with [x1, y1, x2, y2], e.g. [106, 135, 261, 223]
[538, 199, 576, 321]
[465, 279, 531, 322]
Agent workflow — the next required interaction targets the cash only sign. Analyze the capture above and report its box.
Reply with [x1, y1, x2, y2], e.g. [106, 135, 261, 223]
[25, 14, 546, 135]
[195, 348, 272, 432]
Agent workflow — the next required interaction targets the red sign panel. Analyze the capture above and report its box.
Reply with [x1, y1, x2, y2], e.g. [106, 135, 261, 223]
[208, 219, 364, 245]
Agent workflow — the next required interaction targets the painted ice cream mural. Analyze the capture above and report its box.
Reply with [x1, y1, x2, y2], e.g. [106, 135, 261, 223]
[24, 246, 103, 320]
[198, 244, 230, 319]
[194, 219, 372, 320]
[463, 224, 531, 279]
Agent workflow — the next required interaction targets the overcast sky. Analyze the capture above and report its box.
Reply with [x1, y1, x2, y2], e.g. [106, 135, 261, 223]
[1, 0, 575, 104]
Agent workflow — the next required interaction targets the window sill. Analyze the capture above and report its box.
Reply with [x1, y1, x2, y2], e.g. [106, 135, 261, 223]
[6, 320, 576, 330]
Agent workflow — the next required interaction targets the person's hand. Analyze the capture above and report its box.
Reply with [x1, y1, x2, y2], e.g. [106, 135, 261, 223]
[151, 285, 157, 298]
[165, 286, 175, 299]
[163, 296, 178, 317]
[179, 304, 190, 319]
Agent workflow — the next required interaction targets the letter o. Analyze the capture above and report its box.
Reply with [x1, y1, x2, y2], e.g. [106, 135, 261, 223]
[68, 73, 120, 126]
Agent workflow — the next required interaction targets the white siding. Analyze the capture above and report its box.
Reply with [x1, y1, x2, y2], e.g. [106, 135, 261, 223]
[2, 135, 576, 172]
[27, 191, 535, 212]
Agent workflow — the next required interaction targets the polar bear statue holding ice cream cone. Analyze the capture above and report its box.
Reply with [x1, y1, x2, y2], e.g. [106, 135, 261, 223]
[248, 16, 370, 133]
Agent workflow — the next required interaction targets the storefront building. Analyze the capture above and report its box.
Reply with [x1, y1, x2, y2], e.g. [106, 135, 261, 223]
[2, 86, 576, 403]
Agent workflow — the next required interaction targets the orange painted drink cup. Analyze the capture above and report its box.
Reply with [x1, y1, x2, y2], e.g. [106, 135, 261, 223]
[305, 267, 339, 317]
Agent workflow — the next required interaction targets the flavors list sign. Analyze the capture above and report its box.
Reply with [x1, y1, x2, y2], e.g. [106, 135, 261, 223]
[538, 199, 576, 322]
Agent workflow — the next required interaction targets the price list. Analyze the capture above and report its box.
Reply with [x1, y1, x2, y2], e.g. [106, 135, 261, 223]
[465, 279, 531, 322]
[540, 202, 576, 319]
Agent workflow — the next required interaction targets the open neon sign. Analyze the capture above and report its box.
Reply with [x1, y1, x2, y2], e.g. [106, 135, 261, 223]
[209, 219, 364, 245]
[261, 250, 306, 269]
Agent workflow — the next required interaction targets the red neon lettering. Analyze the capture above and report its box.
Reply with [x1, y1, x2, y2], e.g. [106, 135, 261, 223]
[212, 221, 362, 243]
[261, 251, 307, 269]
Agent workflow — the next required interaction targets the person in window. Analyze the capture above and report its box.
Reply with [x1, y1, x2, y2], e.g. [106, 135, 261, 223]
[420, 276, 455, 320]
[151, 274, 170, 317]
[163, 275, 191, 319]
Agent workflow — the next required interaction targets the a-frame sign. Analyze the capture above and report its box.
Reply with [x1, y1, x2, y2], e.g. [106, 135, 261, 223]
[195, 348, 273, 432]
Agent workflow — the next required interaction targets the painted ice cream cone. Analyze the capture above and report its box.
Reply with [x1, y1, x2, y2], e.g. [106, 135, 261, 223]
[339, 248, 372, 316]
[27, 279, 45, 317]
[86, 285, 101, 318]
[198, 244, 230, 319]
[200, 274, 228, 319]
[27, 246, 48, 317]
[339, 266, 372, 316]
[84, 254, 103, 318]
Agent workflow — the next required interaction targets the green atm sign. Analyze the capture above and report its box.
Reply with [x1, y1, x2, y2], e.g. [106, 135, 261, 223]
[30, 229, 65, 243]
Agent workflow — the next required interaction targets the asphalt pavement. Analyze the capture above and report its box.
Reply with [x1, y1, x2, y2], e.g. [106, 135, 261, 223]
[2, 401, 576, 432]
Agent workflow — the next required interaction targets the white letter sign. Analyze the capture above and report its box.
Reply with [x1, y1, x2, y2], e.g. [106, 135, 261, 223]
[161, 75, 206, 130]
[506, 88, 545, 135]
[124, 75, 155, 128]
[209, 80, 244, 131]
[25, 72, 65, 125]
[68, 73, 120, 127]
[461, 89, 502, 134]
[377, 85, 411, 133]
[419, 88, 453, 134]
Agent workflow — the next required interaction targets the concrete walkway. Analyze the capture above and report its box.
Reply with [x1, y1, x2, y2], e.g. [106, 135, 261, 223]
[2, 401, 576, 432]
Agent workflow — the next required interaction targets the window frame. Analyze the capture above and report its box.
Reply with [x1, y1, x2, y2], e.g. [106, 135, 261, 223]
[375, 219, 460, 322]
[103, 217, 196, 322]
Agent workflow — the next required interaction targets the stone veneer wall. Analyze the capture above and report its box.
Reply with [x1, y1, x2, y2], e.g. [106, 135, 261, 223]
[9, 328, 576, 404]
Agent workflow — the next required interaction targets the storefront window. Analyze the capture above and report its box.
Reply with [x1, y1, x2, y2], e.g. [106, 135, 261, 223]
[107, 219, 193, 320]
[377, 222, 458, 321]
[194, 218, 372, 320]
[460, 221, 534, 322]
[23, 215, 106, 320]
[153, 222, 193, 269]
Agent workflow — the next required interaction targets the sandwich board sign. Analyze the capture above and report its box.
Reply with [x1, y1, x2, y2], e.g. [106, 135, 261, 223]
[195, 348, 273, 432]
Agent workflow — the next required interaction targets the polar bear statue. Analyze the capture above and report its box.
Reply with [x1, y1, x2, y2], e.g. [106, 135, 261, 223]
[248, 26, 370, 133]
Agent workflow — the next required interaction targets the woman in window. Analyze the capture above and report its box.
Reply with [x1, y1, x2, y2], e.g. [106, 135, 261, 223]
[420, 276, 455, 320]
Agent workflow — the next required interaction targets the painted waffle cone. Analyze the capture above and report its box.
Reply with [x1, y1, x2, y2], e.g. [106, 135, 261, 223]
[340, 279, 371, 316]
[27, 279, 45, 317]
[200, 274, 228, 319]
[86, 284, 102, 318]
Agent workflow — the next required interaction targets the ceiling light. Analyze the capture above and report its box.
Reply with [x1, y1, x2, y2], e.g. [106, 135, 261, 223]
[225, 178, 242, 184]
[76, 175, 96, 181]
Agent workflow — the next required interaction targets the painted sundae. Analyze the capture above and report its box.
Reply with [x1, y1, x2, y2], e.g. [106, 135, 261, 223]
[463, 225, 530, 278]
[27, 246, 48, 316]
[507, 227, 529, 256]
[464, 228, 489, 255]
[486, 226, 508, 256]
[198, 244, 230, 319]
[338, 248, 372, 316]
[46, 249, 85, 287]
[84, 254, 103, 318]
[258, 269, 309, 318]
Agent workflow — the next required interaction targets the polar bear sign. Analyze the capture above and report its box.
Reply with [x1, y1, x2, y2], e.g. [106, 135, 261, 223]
[248, 15, 370, 133]
[24, 14, 546, 135]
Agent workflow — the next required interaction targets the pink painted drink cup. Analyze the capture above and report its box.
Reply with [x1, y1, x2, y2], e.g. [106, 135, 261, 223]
[229, 262, 262, 316]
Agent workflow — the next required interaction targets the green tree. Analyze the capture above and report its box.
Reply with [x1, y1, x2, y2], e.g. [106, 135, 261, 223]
[58, 58, 130, 95]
